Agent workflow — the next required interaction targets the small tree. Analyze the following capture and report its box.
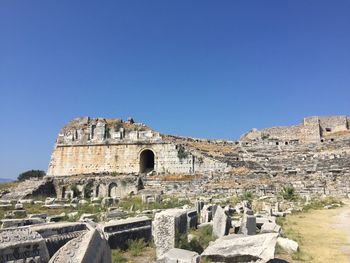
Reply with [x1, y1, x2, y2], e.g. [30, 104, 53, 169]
[17, 170, 45, 181]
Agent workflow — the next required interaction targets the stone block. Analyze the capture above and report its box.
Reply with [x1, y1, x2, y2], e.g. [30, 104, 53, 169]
[200, 205, 212, 223]
[163, 248, 200, 263]
[261, 222, 282, 234]
[195, 200, 204, 214]
[153, 209, 187, 259]
[201, 233, 278, 263]
[79, 213, 97, 222]
[49, 229, 111, 263]
[14, 203, 24, 210]
[277, 237, 299, 254]
[186, 209, 198, 229]
[45, 197, 56, 205]
[0, 228, 50, 262]
[31, 222, 89, 257]
[100, 216, 152, 249]
[1, 218, 45, 229]
[212, 206, 230, 238]
[105, 209, 127, 220]
[239, 213, 256, 235]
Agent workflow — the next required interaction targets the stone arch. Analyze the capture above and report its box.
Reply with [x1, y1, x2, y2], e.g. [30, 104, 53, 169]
[83, 182, 94, 198]
[95, 184, 107, 198]
[139, 149, 155, 173]
[95, 184, 100, 197]
[108, 182, 118, 197]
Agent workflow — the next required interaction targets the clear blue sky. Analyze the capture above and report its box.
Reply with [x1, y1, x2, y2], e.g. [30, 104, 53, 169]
[1, 1, 349, 179]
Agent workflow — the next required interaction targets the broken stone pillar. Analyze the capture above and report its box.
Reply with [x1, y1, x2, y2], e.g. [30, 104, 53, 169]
[211, 204, 218, 218]
[153, 209, 187, 259]
[200, 205, 212, 223]
[195, 200, 204, 215]
[212, 206, 230, 238]
[238, 210, 256, 235]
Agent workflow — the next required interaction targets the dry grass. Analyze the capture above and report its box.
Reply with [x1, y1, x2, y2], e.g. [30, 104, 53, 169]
[112, 246, 155, 263]
[227, 167, 250, 176]
[0, 181, 19, 191]
[162, 135, 235, 157]
[278, 205, 350, 262]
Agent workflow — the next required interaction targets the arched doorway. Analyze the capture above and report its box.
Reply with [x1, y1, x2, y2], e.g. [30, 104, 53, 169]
[139, 149, 155, 173]
[108, 183, 118, 197]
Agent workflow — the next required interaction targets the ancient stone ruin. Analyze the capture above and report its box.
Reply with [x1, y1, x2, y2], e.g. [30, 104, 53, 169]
[0, 115, 349, 262]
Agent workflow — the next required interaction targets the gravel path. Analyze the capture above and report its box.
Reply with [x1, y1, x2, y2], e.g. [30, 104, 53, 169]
[334, 200, 350, 261]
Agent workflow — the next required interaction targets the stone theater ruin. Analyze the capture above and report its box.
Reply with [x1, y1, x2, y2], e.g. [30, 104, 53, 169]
[1, 115, 350, 262]
[42, 115, 350, 201]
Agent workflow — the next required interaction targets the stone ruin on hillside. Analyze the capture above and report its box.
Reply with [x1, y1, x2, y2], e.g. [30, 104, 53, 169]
[0, 115, 349, 262]
[1, 115, 350, 202]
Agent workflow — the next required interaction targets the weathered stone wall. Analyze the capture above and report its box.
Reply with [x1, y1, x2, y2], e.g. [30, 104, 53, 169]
[302, 116, 321, 142]
[261, 125, 302, 141]
[48, 142, 228, 176]
[241, 115, 350, 144]
[52, 175, 141, 199]
[319, 116, 348, 134]
[47, 117, 229, 177]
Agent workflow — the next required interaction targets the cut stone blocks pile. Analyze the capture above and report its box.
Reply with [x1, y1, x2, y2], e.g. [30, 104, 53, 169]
[0, 196, 300, 263]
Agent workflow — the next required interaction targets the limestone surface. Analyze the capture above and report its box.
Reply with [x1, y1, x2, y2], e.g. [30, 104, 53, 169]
[212, 205, 230, 238]
[201, 233, 278, 263]
[153, 209, 187, 259]
[0, 227, 50, 263]
[49, 229, 111, 263]
[162, 248, 200, 263]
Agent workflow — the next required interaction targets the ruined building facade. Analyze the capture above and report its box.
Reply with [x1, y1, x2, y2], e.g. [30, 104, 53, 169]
[241, 116, 350, 144]
[47, 117, 228, 177]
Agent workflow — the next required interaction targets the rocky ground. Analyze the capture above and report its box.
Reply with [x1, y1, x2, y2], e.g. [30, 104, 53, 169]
[0, 182, 347, 263]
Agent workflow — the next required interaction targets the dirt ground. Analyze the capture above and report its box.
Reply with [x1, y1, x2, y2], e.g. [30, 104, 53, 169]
[278, 200, 350, 263]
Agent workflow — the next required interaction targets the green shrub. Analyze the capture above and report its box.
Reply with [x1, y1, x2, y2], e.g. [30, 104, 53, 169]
[280, 186, 298, 201]
[241, 191, 253, 202]
[111, 249, 127, 263]
[181, 225, 215, 254]
[127, 238, 146, 256]
[17, 170, 45, 181]
[303, 196, 342, 212]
